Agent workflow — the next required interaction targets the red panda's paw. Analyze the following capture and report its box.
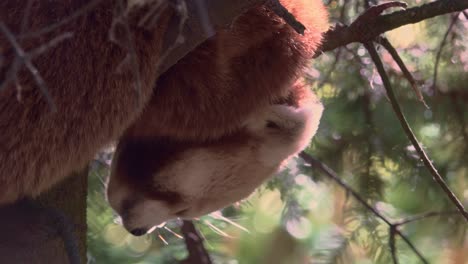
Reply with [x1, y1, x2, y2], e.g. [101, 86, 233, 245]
[249, 102, 323, 167]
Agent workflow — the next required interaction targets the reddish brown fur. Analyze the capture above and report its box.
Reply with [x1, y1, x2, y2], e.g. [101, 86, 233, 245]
[124, 0, 328, 141]
[0, 0, 328, 204]
[0, 0, 172, 203]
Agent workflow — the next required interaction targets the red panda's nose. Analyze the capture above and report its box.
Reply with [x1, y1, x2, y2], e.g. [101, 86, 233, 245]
[129, 228, 147, 236]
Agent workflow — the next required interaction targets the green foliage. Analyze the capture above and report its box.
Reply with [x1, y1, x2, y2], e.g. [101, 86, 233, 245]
[88, 1, 467, 263]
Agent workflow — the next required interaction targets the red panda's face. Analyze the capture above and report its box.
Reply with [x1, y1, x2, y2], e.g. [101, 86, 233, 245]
[107, 102, 323, 236]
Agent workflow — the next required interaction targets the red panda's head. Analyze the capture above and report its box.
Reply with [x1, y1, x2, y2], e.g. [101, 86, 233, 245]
[107, 100, 323, 236]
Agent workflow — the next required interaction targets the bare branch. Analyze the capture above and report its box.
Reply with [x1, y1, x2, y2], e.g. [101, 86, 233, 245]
[377, 37, 428, 108]
[316, 0, 468, 55]
[299, 152, 429, 264]
[0, 22, 58, 111]
[180, 220, 212, 264]
[110, 0, 144, 104]
[28, 33, 74, 59]
[363, 41, 468, 221]
[266, 0, 306, 34]
[394, 211, 460, 226]
[19, 0, 104, 39]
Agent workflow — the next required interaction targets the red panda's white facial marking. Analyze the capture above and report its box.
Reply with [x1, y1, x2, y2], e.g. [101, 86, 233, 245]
[107, 101, 323, 235]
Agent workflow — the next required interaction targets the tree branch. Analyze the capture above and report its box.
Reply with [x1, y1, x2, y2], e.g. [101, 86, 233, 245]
[0, 22, 62, 111]
[393, 211, 459, 226]
[377, 37, 428, 108]
[266, 0, 305, 34]
[363, 41, 468, 222]
[299, 152, 429, 264]
[316, 0, 468, 55]
[180, 220, 212, 264]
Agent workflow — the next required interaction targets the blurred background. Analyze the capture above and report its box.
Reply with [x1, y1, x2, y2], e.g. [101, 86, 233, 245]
[87, 0, 468, 263]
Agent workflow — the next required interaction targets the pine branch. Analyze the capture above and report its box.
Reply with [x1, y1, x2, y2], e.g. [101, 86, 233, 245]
[363, 41, 468, 222]
[299, 152, 429, 264]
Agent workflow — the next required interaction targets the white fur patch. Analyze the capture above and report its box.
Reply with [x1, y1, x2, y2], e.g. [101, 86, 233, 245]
[247, 101, 323, 167]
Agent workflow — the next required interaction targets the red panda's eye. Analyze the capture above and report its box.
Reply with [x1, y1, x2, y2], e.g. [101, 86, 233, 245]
[266, 120, 280, 129]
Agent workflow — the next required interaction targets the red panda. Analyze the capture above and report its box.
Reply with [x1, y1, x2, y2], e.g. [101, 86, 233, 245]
[107, 0, 328, 235]
[0, 0, 327, 236]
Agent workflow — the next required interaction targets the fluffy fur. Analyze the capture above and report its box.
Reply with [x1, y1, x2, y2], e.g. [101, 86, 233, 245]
[107, 0, 328, 235]
[0, 0, 172, 204]
[108, 90, 323, 233]
[0, 0, 327, 234]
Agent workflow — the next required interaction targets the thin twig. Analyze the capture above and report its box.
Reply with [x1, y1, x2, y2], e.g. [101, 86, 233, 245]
[266, 0, 306, 34]
[394, 211, 460, 226]
[363, 41, 468, 221]
[19, 0, 104, 39]
[29, 33, 74, 58]
[316, 0, 468, 55]
[1, 0, 34, 97]
[110, 0, 144, 104]
[432, 12, 461, 92]
[0, 22, 57, 111]
[378, 37, 428, 108]
[0, 31, 73, 99]
[299, 152, 429, 264]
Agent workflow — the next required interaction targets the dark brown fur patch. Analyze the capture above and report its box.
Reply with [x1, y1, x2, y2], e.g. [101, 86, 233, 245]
[113, 137, 187, 204]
